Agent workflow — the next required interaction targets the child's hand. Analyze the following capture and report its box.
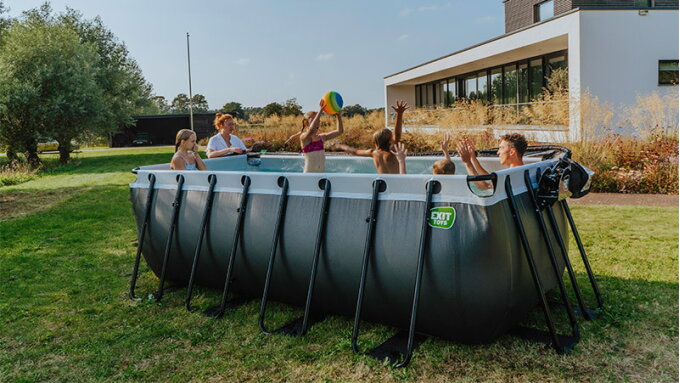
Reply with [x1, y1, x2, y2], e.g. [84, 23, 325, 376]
[319, 100, 327, 112]
[391, 100, 409, 114]
[457, 141, 471, 163]
[390, 142, 407, 162]
[441, 133, 451, 153]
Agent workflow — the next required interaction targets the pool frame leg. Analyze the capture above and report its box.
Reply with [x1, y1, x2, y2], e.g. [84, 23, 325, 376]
[505, 176, 566, 353]
[185, 174, 218, 312]
[258, 177, 291, 334]
[268, 179, 332, 337]
[153, 174, 185, 302]
[351, 180, 384, 354]
[129, 174, 156, 301]
[561, 199, 604, 310]
[523, 170, 580, 345]
[204, 176, 251, 318]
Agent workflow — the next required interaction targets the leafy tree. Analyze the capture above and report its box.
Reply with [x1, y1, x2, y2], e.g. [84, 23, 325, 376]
[220, 102, 244, 118]
[0, 14, 104, 165]
[191, 94, 209, 112]
[342, 104, 367, 117]
[243, 106, 263, 119]
[262, 102, 284, 117]
[171, 93, 209, 113]
[282, 98, 303, 116]
[149, 96, 169, 114]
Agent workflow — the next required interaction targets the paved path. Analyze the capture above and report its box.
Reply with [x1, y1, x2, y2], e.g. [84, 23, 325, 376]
[569, 193, 678, 207]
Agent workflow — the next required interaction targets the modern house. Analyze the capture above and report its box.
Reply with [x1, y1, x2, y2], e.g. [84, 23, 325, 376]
[384, 0, 679, 141]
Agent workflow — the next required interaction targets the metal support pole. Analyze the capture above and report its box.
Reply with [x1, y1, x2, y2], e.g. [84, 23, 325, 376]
[154, 174, 185, 302]
[561, 200, 604, 309]
[504, 176, 563, 351]
[258, 177, 290, 334]
[186, 32, 194, 131]
[524, 170, 580, 340]
[298, 179, 332, 336]
[129, 174, 156, 300]
[351, 180, 384, 354]
[393, 180, 436, 368]
[206, 176, 251, 318]
[185, 175, 218, 311]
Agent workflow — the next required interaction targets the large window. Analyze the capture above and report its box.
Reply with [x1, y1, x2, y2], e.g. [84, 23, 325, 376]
[490, 68, 503, 104]
[447, 79, 457, 105]
[518, 63, 529, 104]
[477, 71, 488, 103]
[659, 60, 679, 85]
[529, 58, 544, 100]
[534, 0, 554, 22]
[465, 75, 477, 99]
[503, 64, 517, 105]
[412, 50, 567, 108]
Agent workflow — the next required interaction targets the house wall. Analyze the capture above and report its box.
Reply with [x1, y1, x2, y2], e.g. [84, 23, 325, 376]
[578, 10, 678, 111]
[505, 0, 573, 32]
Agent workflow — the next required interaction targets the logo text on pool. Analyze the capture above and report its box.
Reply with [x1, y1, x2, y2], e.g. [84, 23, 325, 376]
[429, 207, 456, 229]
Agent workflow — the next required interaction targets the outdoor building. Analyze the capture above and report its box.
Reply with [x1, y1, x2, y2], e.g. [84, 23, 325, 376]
[384, 0, 679, 141]
[112, 113, 216, 147]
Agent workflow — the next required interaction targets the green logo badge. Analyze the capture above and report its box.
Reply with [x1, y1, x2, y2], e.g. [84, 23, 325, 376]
[429, 207, 456, 229]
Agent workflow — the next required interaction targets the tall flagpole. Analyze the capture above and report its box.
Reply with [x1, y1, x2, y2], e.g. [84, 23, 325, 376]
[186, 32, 194, 131]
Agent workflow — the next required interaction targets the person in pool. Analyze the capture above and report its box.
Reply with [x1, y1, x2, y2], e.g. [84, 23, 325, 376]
[392, 133, 456, 175]
[299, 101, 344, 173]
[206, 113, 250, 158]
[334, 100, 408, 174]
[457, 133, 527, 190]
[171, 129, 207, 170]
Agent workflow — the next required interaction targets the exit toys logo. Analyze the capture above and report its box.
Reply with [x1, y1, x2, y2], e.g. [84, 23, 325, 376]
[429, 207, 456, 229]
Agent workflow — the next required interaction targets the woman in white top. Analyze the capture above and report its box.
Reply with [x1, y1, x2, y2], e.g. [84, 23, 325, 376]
[171, 129, 207, 170]
[206, 113, 249, 158]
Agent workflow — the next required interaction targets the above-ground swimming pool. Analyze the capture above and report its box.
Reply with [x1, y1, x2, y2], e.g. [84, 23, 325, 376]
[129, 148, 601, 364]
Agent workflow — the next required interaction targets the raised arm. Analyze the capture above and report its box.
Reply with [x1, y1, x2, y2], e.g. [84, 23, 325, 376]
[441, 133, 452, 162]
[320, 113, 344, 141]
[466, 140, 489, 175]
[300, 104, 325, 146]
[390, 100, 409, 144]
[335, 144, 373, 157]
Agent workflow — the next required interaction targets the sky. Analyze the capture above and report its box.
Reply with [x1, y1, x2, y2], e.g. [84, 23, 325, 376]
[5, 1, 505, 111]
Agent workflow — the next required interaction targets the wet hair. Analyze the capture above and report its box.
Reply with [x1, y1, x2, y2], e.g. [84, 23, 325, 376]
[433, 159, 456, 175]
[501, 133, 528, 157]
[175, 129, 195, 152]
[213, 112, 234, 131]
[373, 128, 393, 151]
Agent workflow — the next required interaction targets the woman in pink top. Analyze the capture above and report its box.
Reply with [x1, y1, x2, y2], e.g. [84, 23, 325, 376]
[299, 102, 344, 173]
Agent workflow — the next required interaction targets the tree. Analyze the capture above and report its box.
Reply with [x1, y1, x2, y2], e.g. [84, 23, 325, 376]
[220, 102, 244, 118]
[262, 102, 284, 117]
[342, 104, 367, 117]
[171, 93, 209, 114]
[282, 98, 303, 116]
[0, 12, 104, 164]
[149, 96, 170, 114]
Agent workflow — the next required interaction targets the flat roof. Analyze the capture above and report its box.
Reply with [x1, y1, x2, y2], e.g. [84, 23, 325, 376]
[384, 7, 676, 79]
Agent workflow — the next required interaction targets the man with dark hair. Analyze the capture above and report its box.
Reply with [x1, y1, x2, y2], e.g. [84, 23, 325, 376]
[457, 133, 527, 176]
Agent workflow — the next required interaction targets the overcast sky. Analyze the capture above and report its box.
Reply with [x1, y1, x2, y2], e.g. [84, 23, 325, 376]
[6, 0, 504, 111]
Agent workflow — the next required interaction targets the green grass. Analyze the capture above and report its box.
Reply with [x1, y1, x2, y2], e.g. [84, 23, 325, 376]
[0, 147, 677, 382]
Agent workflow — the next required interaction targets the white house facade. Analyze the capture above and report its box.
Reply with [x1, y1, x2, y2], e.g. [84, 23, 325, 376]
[384, 1, 679, 141]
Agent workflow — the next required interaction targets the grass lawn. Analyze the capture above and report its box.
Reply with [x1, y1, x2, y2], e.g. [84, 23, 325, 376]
[0, 147, 677, 382]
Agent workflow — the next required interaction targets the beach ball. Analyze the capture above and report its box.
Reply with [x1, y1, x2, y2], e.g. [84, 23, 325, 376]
[320, 91, 343, 115]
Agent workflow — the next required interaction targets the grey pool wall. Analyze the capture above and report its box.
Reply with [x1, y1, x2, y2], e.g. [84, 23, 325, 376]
[129, 155, 568, 343]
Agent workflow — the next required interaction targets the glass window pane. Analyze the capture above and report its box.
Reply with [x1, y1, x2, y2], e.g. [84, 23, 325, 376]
[519, 63, 529, 104]
[439, 81, 448, 106]
[415, 85, 421, 107]
[503, 64, 517, 105]
[447, 79, 457, 105]
[465, 75, 477, 99]
[548, 55, 566, 71]
[659, 60, 679, 85]
[477, 71, 488, 104]
[425, 84, 434, 106]
[534, 0, 554, 22]
[490, 68, 502, 104]
[530, 59, 544, 100]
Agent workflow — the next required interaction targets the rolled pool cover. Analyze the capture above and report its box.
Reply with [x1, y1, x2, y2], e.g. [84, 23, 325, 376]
[129, 152, 584, 343]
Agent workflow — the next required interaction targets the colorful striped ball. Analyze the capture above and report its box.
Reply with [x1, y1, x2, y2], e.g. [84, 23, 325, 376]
[320, 91, 343, 115]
